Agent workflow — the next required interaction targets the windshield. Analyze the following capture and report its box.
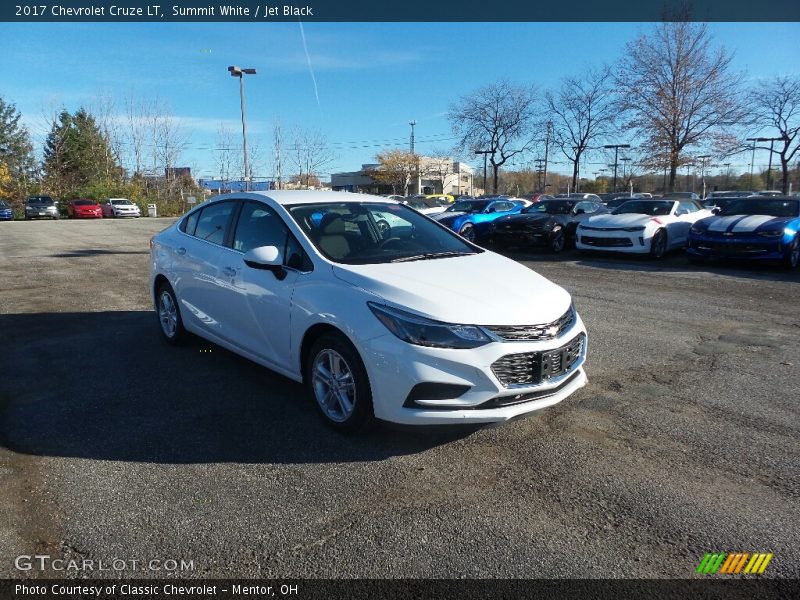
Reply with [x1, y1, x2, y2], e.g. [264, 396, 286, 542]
[446, 200, 489, 213]
[74, 200, 96, 206]
[287, 202, 480, 265]
[111, 199, 133, 205]
[524, 200, 575, 215]
[719, 199, 799, 218]
[27, 197, 54, 205]
[613, 200, 674, 216]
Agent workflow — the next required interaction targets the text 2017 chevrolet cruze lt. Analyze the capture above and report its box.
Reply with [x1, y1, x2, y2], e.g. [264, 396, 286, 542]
[150, 191, 588, 431]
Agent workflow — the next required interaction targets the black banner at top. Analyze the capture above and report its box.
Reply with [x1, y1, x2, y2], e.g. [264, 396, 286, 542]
[3, 0, 800, 22]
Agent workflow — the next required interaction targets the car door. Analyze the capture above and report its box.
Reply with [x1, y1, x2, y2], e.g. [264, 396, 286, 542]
[173, 200, 236, 337]
[670, 200, 703, 246]
[215, 200, 306, 372]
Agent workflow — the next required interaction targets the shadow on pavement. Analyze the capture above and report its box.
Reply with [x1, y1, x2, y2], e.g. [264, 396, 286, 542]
[50, 249, 150, 258]
[0, 311, 472, 465]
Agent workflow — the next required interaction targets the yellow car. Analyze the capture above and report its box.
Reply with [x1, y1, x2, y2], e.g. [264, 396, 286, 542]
[425, 194, 455, 204]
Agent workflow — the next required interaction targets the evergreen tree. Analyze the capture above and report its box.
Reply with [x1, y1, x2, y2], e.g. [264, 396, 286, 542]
[0, 96, 36, 204]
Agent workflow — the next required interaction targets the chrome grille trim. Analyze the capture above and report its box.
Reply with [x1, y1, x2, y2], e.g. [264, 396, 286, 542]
[483, 306, 575, 342]
[490, 333, 585, 388]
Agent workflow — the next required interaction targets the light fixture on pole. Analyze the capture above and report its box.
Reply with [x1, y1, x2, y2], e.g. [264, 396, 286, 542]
[603, 144, 630, 192]
[228, 65, 257, 191]
[475, 150, 491, 194]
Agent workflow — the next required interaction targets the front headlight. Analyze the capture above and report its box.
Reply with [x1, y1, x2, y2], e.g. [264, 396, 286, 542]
[690, 225, 705, 235]
[368, 302, 491, 349]
[622, 226, 646, 232]
[757, 229, 784, 238]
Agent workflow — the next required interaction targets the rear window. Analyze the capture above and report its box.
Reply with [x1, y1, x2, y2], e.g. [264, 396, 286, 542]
[192, 202, 235, 245]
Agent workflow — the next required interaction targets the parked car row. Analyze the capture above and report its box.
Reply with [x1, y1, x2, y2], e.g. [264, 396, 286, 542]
[477, 195, 799, 269]
[13, 196, 143, 220]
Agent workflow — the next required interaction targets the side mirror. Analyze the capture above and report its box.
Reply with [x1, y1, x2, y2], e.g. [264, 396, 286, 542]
[712, 207, 721, 215]
[574, 208, 585, 215]
[243, 246, 286, 280]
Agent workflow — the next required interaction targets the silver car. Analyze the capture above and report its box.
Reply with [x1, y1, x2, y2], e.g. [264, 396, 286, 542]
[24, 196, 59, 220]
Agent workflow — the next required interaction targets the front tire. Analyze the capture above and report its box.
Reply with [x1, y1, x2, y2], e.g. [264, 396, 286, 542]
[306, 332, 374, 432]
[156, 282, 188, 345]
[549, 228, 565, 253]
[459, 223, 476, 243]
[650, 229, 667, 259]
[786, 235, 800, 269]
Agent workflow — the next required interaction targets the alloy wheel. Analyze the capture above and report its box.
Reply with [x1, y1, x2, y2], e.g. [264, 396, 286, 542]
[312, 349, 356, 423]
[158, 291, 178, 338]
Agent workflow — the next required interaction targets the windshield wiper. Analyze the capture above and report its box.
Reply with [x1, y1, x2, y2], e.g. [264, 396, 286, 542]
[390, 251, 475, 263]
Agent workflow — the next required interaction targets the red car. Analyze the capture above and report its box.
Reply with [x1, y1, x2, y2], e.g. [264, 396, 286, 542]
[67, 199, 103, 219]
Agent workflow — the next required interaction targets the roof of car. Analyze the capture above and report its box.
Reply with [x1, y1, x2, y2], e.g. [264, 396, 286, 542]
[211, 190, 396, 206]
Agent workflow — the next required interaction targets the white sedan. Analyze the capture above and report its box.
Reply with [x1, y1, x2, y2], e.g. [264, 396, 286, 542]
[150, 191, 588, 431]
[576, 199, 712, 258]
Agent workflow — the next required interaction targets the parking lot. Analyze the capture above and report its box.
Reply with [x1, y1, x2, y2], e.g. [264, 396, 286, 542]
[1, 218, 798, 578]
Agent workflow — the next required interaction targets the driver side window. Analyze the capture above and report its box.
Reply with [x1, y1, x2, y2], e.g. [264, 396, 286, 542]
[233, 202, 288, 253]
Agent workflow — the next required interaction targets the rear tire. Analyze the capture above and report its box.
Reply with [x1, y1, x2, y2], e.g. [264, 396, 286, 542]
[306, 332, 374, 433]
[156, 282, 188, 345]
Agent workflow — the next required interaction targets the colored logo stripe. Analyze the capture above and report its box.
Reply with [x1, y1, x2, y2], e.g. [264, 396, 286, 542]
[697, 552, 773, 574]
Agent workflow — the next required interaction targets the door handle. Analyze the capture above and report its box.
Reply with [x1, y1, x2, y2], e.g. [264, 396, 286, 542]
[176, 247, 186, 255]
[223, 266, 237, 277]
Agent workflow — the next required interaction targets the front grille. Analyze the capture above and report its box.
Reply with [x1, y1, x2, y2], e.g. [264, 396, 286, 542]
[691, 241, 777, 255]
[581, 235, 633, 247]
[483, 306, 574, 342]
[491, 333, 585, 387]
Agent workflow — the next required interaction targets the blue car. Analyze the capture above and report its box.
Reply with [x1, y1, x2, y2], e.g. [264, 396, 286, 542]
[433, 198, 523, 243]
[687, 196, 800, 268]
[0, 200, 13, 221]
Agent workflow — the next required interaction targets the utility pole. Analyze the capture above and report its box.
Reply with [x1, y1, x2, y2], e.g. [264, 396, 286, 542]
[543, 121, 552, 193]
[723, 162, 731, 188]
[409, 120, 418, 195]
[409, 120, 416, 154]
[746, 137, 758, 190]
[757, 137, 782, 190]
[603, 144, 630, 192]
[228, 65, 257, 191]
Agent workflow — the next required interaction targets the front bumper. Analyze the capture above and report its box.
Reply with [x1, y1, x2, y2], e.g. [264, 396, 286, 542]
[114, 209, 141, 217]
[360, 315, 588, 425]
[687, 234, 787, 261]
[26, 209, 59, 219]
[492, 229, 552, 247]
[576, 229, 649, 253]
[74, 212, 103, 218]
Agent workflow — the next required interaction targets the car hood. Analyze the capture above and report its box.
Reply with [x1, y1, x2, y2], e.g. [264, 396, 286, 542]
[332, 251, 571, 326]
[434, 212, 467, 222]
[698, 214, 794, 233]
[580, 213, 653, 228]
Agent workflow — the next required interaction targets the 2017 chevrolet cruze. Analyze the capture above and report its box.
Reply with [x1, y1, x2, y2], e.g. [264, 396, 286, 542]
[150, 191, 588, 431]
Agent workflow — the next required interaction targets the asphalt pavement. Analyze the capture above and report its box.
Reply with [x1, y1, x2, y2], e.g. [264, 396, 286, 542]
[0, 218, 798, 578]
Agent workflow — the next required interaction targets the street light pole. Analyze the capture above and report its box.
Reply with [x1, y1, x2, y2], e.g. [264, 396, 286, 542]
[475, 150, 490, 194]
[746, 137, 758, 190]
[723, 162, 731, 188]
[697, 155, 711, 199]
[543, 121, 552, 193]
[228, 65, 257, 192]
[603, 144, 630, 192]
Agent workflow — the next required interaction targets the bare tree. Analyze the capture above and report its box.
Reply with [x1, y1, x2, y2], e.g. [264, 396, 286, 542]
[215, 123, 235, 191]
[449, 80, 540, 193]
[290, 127, 336, 188]
[272, 119, 285, 190]
[749, 76, 800, 194]
[547, 66, 616, 191]
[615, 21, 748, 192]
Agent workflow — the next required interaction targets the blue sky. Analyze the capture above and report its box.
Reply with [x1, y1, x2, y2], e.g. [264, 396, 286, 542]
[2, 22, 799, 179]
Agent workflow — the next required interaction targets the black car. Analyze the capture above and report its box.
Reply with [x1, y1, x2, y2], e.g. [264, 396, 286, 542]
[489, 198, 607, 252]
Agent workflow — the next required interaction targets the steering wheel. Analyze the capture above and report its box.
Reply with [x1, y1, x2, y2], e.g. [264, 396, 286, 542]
[378, 237, 404, 249]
